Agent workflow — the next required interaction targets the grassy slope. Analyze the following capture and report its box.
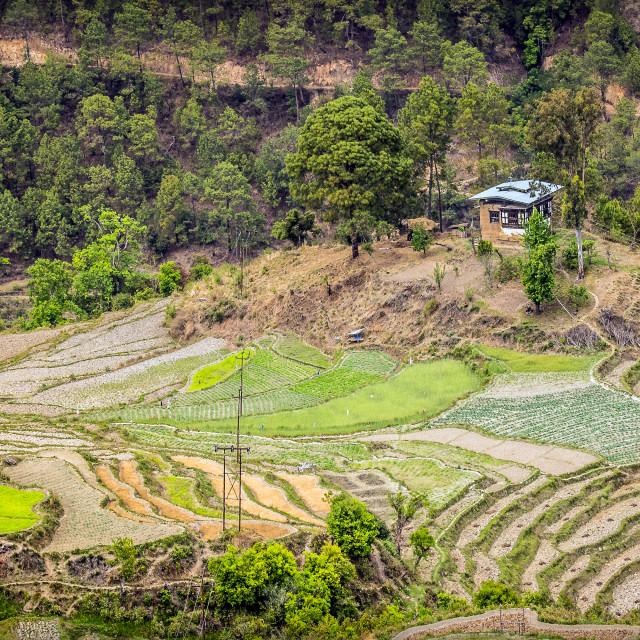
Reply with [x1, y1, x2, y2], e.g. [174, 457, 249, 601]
[478, 345, 597, 372]
[187, 348, 253, 391]
[176, 359, 481, 437]
[0, 485, 43, 533]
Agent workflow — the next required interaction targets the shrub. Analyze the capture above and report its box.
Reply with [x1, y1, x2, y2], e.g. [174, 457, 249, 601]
[189, 255, 214, 282]
[567, 285, 590, 307]
[564, 325, 600, 348]
[473, 580, 520, 609]
[158, 261, 183, 296]
[111, 292, 134, 311]
[495, 255, 520, 283]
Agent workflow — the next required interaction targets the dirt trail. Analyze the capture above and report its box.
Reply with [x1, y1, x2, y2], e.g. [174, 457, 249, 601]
[605, 360, 636, 389]
[119, 460, 198, 523]
[171, 456, 288, 523]
[96, 465, 155, 516]
[275, 471, 330, 516]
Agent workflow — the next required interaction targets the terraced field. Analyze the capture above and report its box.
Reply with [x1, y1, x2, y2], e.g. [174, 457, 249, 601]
[0, 485, 43, 533]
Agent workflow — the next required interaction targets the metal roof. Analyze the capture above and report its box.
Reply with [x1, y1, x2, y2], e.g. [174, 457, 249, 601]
[468, 180, 563, 205]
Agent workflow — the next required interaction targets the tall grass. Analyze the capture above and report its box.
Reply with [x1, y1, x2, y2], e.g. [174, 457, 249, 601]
[477, 346, 597, 373]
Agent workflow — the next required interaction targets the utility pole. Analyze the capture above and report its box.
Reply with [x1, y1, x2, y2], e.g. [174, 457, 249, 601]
[215, 444, 250, 531]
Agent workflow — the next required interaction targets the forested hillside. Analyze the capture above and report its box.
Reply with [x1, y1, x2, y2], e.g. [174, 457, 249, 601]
[2, 0, 640, 328]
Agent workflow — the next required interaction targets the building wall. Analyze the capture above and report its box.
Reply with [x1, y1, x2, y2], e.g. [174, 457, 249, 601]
[478, 202, 523, 243]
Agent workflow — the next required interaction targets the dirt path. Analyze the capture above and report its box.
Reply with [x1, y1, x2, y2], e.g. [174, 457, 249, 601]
[605, 360, 636, 390]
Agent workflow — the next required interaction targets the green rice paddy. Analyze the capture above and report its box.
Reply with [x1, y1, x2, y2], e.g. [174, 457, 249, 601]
[0, 485, 44, 533]
[273, 333, 333, 369]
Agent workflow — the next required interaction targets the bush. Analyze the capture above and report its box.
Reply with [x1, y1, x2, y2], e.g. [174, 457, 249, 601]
[326, 494, 378, 558]
[473, 580, 520, 609]
[567, 285, 590, 307]
[495, 255, 520, 283]
[562, 238, 596, 270]
[159, 261, 182, 296]
[189, 255, 214, 282]
[111, 292, 134, 311]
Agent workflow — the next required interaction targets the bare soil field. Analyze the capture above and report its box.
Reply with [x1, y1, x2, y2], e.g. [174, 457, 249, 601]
[4, 457, 182, 551]
[275, 471, 330, 516]
[579, 543, 640, 612]
[362, 428, 597, 474]
[611, 570, 640, 616]
[521, 540, 559, 590]
[119, 461, 198, 523]
[473, 552, 500, 588]
[456, 477, 548, 548]
[95, 465, 155, 516]
[241, 475, 325, 526]
[199, 521, 297, 540]
[559, 496, 640, 552]
[550, 555, 592, 600]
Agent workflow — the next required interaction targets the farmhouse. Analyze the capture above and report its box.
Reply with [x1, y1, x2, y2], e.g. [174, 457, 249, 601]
[469, 180, 563, 242]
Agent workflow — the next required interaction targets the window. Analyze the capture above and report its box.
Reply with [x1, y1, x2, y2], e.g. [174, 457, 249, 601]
[501, 209, 523, 228]
[489, 210, 499, 223]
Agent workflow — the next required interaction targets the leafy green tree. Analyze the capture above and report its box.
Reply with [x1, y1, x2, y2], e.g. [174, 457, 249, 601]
[285, 543, 355, 638]
[551, 50, 589, 91]
[368, 24, 410, 102]
[326, 493, 378, 557]
[79, 17, 109, 69]
[27, 258, 79, 327]
[272, 209, 319, 246]
[0, 189, 30, 256]
[263, 20, 312, 120]
[584, 40, 620, 102]
[114, 3, 152, 69]
[623, 46, 640, 96]
[399, 76, 455, 229]
[562, 174, 588, 279]
[111, 537, 145, 581]
[158, 261, 182, 296]
[410, 224, 433, 254]
[236, 9, 261, 54]
[409, 524, 434, 570]
[174, 97, 207, 149]
[208, 542, 296, 611]
[127, 108, 159, 161]
[526, 88, 601, 185]
[352, 70, 384, 112]
[155, 174, 190, 248]
[523, 208, 552, 251]
[409, 20, 445, 73]
[114, 154, 144, 215]
[442, 41, 489, 94]
[76, 95, 128, 164]
[522, 241, 556, 313]
[203, 162, 263, 251]
[473, 580, 521, 609]
[255, 124, 299, 205]
[287, 96, 413, 259]
[191, 39, 226, 92]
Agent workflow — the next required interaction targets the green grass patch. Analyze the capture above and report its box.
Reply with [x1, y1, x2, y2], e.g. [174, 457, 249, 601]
[158, 475, 220, 518]
[274, 333, 332, 369]
[340, 350, 397, 375]
[187, 348, 254, 391]
[0, 485, 43, 533]
[175, 359, 481, 437]
[477, 346, 597, 372]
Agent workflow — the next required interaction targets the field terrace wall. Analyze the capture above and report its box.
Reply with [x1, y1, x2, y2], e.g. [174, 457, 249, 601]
[392, 609, 640, 640]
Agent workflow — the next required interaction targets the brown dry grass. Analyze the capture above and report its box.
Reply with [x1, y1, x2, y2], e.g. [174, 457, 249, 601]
[96, 465, 154, 516]
[108, 502, 156, 523]
[199, 521, 296, 540]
